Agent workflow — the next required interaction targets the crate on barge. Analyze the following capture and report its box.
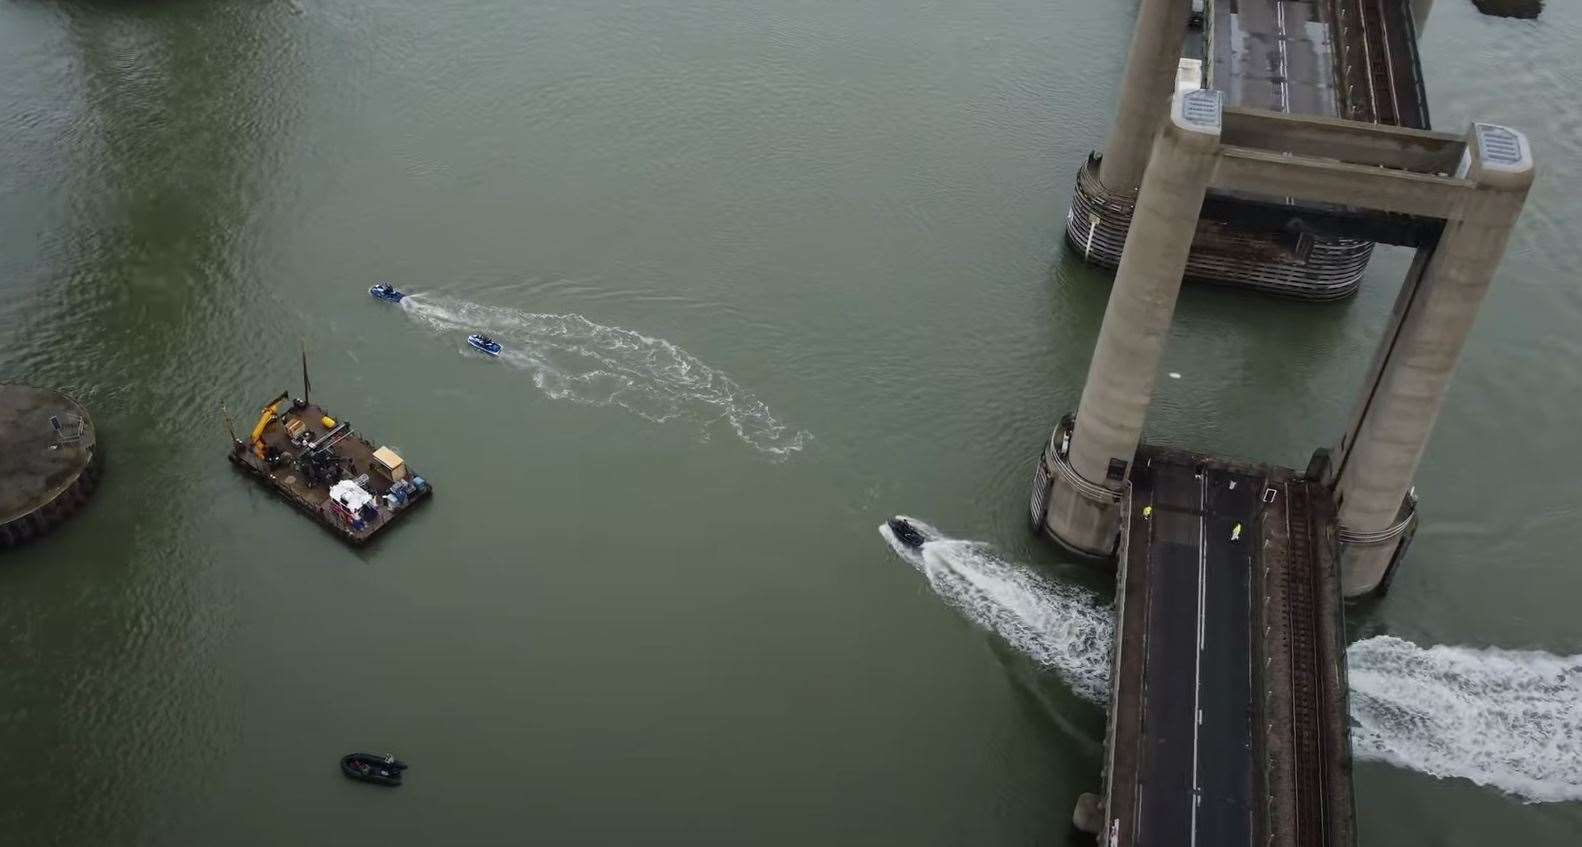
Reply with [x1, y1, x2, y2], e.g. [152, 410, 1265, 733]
[227, 388, 430, 545]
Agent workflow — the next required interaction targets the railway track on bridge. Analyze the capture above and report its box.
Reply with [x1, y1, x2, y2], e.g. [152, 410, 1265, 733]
[1283, 484, 1331, 847]
[1332, 0, 1429, 128]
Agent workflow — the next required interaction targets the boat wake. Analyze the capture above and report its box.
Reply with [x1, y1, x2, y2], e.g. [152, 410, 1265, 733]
[400, 295, 810, 457]
[879, 519, 1582, 803]
[1348, 634, 1582, 803]
[878, 518, 1113, 704]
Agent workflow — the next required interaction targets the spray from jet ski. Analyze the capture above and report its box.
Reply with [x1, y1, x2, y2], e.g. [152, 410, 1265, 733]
[398, 293, 811, 457]
[1347, 634, 1582, 803]
[878, 517, 1582, 803]
[878, 516, 1113, 704]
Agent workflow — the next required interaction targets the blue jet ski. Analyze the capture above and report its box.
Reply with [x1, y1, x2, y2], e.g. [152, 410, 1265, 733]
[467, 334, 502, 356]
[369, 282, 404, 303]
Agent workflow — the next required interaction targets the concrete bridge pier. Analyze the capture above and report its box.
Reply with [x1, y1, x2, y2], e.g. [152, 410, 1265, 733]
[1331, 124, 1534, 595]
[1042, 91, 1222, 557]
[1096, 0, 1195, 192]
[1412, 0, 1436, 32]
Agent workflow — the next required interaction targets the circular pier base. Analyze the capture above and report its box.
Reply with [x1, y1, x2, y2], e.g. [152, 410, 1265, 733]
[1066, 154, 1373, 300]
[1, 385, 101, 549]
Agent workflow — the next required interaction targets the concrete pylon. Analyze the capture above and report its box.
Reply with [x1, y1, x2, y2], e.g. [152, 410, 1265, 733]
[1043, 90, 1223, 557]
[1411, 0, 1435, 32]
[1333, 123, 1533, 595]
[1096, 0, 1196, 192]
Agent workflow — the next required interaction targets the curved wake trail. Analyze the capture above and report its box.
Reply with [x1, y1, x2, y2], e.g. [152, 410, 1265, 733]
[399, 295, 810, 457]
[878, 519, 1582, 803]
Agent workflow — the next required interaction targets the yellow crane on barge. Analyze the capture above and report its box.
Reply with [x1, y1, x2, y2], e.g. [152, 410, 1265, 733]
[225, 346, 430, 545]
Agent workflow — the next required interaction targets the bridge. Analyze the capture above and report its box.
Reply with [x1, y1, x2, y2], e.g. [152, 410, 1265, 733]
[1032, 3, 1533, 845]
[1067, 0, 1435, 299]
[1047, 425, 1354, 847]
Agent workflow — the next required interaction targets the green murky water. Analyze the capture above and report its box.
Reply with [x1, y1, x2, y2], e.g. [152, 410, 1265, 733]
[3, 1, 1579, 843]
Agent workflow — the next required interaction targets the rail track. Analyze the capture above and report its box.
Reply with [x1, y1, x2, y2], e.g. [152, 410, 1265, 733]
[1331, 0, 1428, 128]
[1283, 484, 1331, 847]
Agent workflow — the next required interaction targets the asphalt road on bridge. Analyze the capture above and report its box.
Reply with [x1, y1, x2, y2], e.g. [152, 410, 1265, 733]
[1213, 0, 1340, 116]
[1134, 463, 1258, 847]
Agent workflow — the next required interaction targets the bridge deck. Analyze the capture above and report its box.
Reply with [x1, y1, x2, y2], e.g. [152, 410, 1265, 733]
[1210, 0, 1427, 128]
[1212, 0, 1340, 117]
[1100, 446, 1354, 847]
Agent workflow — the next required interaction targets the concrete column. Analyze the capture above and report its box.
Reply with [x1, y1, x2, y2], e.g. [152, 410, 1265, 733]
[1411, 0, 1435, 33]
[1044, 91, 1222, 557]
[1096, 0, 1196, 191]
[1334, 124, 1533, 595]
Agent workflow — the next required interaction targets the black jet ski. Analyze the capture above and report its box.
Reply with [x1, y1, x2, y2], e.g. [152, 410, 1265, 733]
[341, 753, 404, 786]
[887, 517, 928, 549]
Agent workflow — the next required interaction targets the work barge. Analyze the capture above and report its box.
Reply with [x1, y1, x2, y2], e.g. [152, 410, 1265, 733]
[1035, 1, 1533, 845]
[229, 392, 430, 545]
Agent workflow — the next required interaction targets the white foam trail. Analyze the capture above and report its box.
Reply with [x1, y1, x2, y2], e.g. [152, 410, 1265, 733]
[878, 519, 1113, 704]
[1347, 635, 1582, 803]
[400, 295, 810, 456]
[879, 520, 1582, 803]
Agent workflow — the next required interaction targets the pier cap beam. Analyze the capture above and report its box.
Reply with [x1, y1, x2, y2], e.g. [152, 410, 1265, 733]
[1220, 107, 1466, 174]
[1096, 0, 1196, 192]
[1045, 91, 1222, 556]
[1334, 123, 1533, 595]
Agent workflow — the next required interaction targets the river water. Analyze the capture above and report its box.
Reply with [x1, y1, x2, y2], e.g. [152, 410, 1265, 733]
[1, 1, 1578, 844]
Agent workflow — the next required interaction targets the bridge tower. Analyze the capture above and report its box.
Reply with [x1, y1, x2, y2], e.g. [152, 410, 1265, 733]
[1094, 0, 1196, 194]
[1034, 88, 1532, 596]
[1069, 0, 1436, 299]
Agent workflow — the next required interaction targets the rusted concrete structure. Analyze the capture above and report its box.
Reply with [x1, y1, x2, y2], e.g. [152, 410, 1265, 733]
[1, 385, 101, 549]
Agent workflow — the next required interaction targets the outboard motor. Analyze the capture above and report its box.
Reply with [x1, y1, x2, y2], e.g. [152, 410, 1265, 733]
[887, 517, 927, 549]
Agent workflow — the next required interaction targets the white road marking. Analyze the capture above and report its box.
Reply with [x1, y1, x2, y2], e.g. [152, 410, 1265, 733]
[1190, 472, 1208, 847]
[1276, 2, 1291, 113]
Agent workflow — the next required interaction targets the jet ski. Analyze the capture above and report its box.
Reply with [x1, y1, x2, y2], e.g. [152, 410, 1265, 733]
[341, 753, 404, 786]
[369, 283, 404, 303]
[887, 517, 929, 549]
[467, 334, 502, 356]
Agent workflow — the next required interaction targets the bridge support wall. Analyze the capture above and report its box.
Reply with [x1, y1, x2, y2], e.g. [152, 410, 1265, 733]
[1332, 125, 1534, 595]
[1412, 0, 1435, 32]
[1097, 0, 1195, 192]
[1044, 92, 1222, 556]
